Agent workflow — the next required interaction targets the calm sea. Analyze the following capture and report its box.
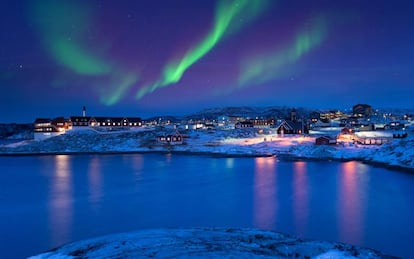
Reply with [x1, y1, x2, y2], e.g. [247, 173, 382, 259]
[0, 154, 413, 258]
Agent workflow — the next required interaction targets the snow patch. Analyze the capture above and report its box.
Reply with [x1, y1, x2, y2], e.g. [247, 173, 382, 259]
[1, 129, 413, 170]
[29, 228, 394, 258]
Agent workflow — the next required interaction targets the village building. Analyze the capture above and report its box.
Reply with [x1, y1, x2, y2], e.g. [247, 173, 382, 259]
[69, 107, 142, 128]
[235, 121, 254, 129]
[274, 120, 308, 134]
[274, 110, 308, 135]
[310, 119, 331, 128]
[70, 116, 142, 128]
[35, 107, 143, 139]
[319, 110, 344, 120]
[34, 117, 70, 140]
[340, 117, 360, 128]
[337, 127, 356, 142]
[70, 106, 90, 127]
[127, 117, 143, 127]
[252, 119, 274, 128]
[393, 131, 408, 138]
[353, 104, 373, 117]
[309, 112, 320, 123]
[157, 131, 183, 145]
[358, 138, 391, 145]
[70, 116, 91, 127]
[386, 121, 405, 130]
[217, 115, 229, 127]
[358, 123, 375, 131]
[315, 136, 337, 145]
[181, 122, 206, 130]
[215, 115, 241, 129]
[403, 114, 413, 121]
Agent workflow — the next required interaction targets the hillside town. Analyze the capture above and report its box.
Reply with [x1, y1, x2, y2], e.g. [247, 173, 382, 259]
[1, 104, 413, 170]
[33, 104, 410, 146]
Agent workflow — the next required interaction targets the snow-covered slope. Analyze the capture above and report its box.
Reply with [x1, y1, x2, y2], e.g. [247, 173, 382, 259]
[1, 128, 413, 171]
[29, 228, 395, 258]
[0, 123, 33, 139]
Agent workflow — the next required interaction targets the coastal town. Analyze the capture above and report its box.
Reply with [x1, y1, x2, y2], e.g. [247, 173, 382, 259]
[1, 104, 413, 170]
[32, 104, 409, 144]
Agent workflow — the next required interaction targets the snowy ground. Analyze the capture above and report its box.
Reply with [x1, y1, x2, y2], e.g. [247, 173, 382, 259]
[1, 127, 413, 171]
[29, 228, 395, 258]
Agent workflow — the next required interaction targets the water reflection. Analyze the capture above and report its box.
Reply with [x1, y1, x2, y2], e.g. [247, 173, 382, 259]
[226, 158, 234, 169]
[165, 153, 172, 164]
[337, 161, 366, 244]
[88, 157, 103, 209]
[49, 155, 73, 247]
[130, 155, 144, 178]
[293, 161, 309, 235]
[3, 155, 414, 258]
[254, 157, 276, 229]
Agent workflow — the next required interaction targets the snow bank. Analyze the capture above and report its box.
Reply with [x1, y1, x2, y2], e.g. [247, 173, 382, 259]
[29, 228, 394, 258]
[1, 128, 413, 171]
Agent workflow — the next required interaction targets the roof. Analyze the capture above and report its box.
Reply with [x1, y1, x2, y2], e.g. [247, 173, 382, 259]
[34, 118, 51, 123]
[70, 116, 91, 121]
[126, 117, 142, 122]
[275, 120, 304, 131]
[52, 117, 66, 123]
[92, 117, 111, 123]
[316, 136, 336, 140]
[236, 121, 254, 125]
[158, 130, 182, 137]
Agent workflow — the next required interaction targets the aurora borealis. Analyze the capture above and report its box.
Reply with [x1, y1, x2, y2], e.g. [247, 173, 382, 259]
[1, 0, 414, 122]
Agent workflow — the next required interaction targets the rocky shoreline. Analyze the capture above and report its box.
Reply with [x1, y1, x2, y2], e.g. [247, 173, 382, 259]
[29, 228, 397, 258]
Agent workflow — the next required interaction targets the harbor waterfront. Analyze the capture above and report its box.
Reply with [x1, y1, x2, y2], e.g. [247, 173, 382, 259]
[0, 154, 413, 258]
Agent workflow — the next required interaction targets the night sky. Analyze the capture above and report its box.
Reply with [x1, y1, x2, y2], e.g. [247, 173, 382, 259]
[1, 0, 414, 122]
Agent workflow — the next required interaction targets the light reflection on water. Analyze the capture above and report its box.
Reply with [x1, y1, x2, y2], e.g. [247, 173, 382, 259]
[293, 161, 308, 236]
[337, 161, 367, 245]
[254, 157, 276, 229]
[226, 158, 234, 169]
[49, 155, 72, 247]
[0, 154, 413, 258]
[88, 156, 103, 210]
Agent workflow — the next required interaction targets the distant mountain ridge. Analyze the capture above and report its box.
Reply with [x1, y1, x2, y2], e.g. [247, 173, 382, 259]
[144, 106, 314, 122]
[185, 106, 313, 120]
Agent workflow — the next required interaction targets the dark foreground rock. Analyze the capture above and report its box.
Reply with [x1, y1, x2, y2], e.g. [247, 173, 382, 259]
[29, 228, 397, 258]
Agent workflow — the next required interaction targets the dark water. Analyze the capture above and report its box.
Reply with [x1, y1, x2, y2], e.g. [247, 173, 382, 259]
[0, 154, 413, 258]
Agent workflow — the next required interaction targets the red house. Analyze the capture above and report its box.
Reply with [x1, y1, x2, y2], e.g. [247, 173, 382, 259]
[315, 136, 337, 145]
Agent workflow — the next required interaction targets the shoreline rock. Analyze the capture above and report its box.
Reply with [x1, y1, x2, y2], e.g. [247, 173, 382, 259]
[29, 228, 397, 258]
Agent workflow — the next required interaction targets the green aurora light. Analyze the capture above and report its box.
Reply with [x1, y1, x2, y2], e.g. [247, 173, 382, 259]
[238, 16, 328, 86]
[136, 0, 269, 99]
[32, 0, 111, 75]
[32, 0, 138, 106]
[100, 73, 139, 106]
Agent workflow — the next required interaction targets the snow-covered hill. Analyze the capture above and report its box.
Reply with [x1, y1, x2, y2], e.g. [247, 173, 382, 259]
[1, 127, 413, 171]
[0, 123, 33, 139]
[29, 228, 395, 258]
